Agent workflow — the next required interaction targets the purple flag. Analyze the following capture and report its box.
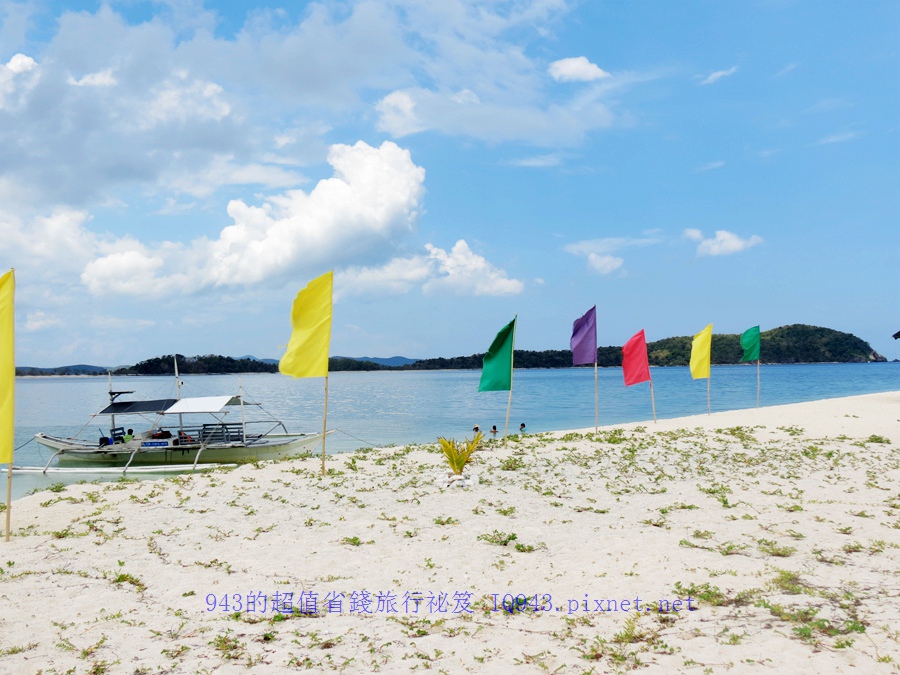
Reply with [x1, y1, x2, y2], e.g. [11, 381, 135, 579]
[570, 306, 597, 365]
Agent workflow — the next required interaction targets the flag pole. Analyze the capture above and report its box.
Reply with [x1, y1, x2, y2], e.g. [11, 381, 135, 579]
[649, 381, 657, 423]
[504, 317, 517, 445]
[756, 359, 760, 408]
[706, 377, 711, 415]
[321, 375, 329, 476]
[593, 361, 599, 433]
[4, 465, 10, 542]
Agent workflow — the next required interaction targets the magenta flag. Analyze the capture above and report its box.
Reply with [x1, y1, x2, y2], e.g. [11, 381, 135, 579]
[622, 329, 651, 386]
[570, 306, 597, 365]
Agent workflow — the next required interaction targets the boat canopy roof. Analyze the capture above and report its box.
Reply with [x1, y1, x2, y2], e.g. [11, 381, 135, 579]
[98, 399, 177, 415]
[98, 395, 242, 416]
[164, 396, 242, 414]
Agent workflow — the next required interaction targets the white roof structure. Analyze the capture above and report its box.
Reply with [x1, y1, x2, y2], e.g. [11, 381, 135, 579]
[164, 396, 241, 414]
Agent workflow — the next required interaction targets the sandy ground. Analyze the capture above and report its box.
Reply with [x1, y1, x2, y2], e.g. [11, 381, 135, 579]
[0, 391, 898, 674]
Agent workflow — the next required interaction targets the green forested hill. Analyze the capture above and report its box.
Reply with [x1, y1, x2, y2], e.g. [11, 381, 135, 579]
[20, 324, 884, 376]
[402, 324, 884, 370]
[644, 324, 884, 366]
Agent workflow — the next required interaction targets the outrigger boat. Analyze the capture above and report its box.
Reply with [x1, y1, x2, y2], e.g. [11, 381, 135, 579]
[35, 371, 327, 473]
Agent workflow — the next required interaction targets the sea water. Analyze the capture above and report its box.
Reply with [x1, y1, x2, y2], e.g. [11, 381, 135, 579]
[8, 362, 899, 499]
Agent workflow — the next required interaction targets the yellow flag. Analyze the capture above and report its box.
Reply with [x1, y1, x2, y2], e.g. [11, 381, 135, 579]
[279, 271, 333, 378]
[0, 270, 14, 464]
[690, 323, 713, 380]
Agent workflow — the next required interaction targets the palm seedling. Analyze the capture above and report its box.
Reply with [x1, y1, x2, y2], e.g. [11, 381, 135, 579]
[438, 432, 483, 475]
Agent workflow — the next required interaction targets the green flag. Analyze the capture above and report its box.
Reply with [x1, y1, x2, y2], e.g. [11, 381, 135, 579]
[478, 318, 516, 392]
[740, 325, 761, 362]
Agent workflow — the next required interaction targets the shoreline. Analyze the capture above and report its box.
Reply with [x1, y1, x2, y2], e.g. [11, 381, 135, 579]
[14, 360, 899, 377]
[0, 391, 898, 672]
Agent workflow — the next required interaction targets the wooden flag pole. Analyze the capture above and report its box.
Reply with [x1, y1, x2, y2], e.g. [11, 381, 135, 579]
[706, 377, 711, 415]
[649, 381, 657, 422]
[5, 464, 11, 542]
[756, 360, 760, 408]
[593, 361, 599, 433]
[321, 375, 329, 476]
[504, 317, 517, 445]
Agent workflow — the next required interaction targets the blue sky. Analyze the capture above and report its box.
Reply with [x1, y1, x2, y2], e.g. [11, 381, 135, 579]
[1, 0, 897, 367]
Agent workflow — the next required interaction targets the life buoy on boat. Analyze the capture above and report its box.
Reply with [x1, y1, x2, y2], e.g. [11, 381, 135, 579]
[179, 431, 193, 442]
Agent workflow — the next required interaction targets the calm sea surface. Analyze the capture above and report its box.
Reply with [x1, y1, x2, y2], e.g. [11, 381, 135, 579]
[8, 362, 899, 499]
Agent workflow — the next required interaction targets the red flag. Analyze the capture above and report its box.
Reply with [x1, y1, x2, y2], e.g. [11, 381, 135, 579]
[622, 329, 651, 386]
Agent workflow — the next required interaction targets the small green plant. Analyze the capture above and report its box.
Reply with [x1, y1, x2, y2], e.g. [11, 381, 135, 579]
[500, 456, 525, 471]
[434, 516, 458, 526]
[477, 530, 518, 546]
[757, 539, 796, 557]
[112, 572, 147, 591]
[438, 432, 483, 475]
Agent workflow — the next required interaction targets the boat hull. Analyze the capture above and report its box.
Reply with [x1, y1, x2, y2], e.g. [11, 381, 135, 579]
[35, 432, 324, 467]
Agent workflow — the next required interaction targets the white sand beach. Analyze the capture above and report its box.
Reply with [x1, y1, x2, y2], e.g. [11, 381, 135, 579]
[0, 391, 898, 674]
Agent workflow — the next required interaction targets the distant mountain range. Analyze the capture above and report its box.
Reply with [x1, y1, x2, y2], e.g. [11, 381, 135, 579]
[15, 325, 890, 375]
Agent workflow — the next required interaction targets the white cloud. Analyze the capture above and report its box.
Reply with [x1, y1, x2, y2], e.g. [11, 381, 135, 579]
[5, 53, 35, 74]
[548, 57, 610, 82]
[565, 236, 660, 274]
[0, 208, 98, 274]
[684, 229, 763, 256]
[136, 77, 231, 130]
[815, 131, 862, 145]
[90, 315, 157, 329]
[774, 63, 798, 78]
[695, 160, 725, 172]
[376, 86, 616, 146]
[423, 240, 523, 296]
[162, 154, 305, 199]
[80, 141, 427, 295]
[565, 236, 660, 256]
[508, 153, 564, 168]
[337, 255, 433, 296]
[24, 311, 62, 331]
[337, 240, 524, 297]
[0, 53, 38, 109]
[376, 90, 427, 137]
[587, 253, 623, 274]
[68, 69, 117, 87]
[700, 66, 738, 85]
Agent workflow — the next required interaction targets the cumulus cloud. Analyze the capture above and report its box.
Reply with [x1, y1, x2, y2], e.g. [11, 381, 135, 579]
[423, 240, 523, 295]
[548, 57, 610, 82]
[0, 2, 653, 212]
[565, 236, 660, 274]
[135, 77, 231, 130]
[684, 229, 763, 256]
[337, 240, 523, 297]
[0, 208, 98, 275]
[700, 66, 738, 85]
[80, 141, 426, 295]
[0, 53, 38, 109]
[67, 69, 117, 87]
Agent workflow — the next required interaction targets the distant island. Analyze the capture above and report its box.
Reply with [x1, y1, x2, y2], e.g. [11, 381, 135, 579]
[15, 324, 887, 376]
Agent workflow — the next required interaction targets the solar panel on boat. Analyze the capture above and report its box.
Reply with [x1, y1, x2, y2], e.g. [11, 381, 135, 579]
[97, 399, 178, 415]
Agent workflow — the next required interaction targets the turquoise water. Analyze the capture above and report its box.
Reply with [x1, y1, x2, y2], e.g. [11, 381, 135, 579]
[8, 362, 899, 499]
